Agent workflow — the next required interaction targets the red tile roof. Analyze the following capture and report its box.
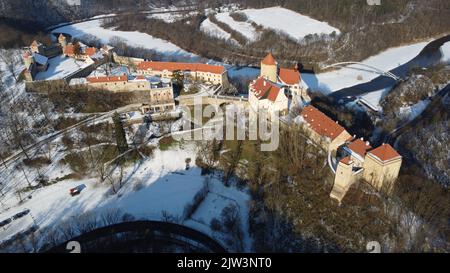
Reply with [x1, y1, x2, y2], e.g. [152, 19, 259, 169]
[250, 77, 282, 102]
[84, 47, 97, 56]
[368, 144, 401, 162]
[137, 61, 225, 74]
[64, 44, 74, 56]
[347, 139, 372, 158]
[87, 75, 128, 83]
[340, 156, 352, 165]
[300, 105, 347, 141]
[279, 68, 300, 85]
[261, 53, 277, 66]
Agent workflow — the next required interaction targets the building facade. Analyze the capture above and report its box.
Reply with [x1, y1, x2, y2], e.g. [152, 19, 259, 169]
[249, 53, 310, 116]
[299, 105, 352, 154]
[297, 105, 402, 203]
[136, 61, 228, 85]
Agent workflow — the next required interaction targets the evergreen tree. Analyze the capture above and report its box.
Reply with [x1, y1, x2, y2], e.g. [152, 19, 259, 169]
[113, 112, 128, 154]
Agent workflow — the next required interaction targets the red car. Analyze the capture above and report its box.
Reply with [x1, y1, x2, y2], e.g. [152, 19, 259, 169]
[69, 184, 86, 197]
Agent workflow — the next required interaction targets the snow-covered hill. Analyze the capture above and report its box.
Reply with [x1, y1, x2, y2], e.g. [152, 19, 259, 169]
[201, 6, 340, 43]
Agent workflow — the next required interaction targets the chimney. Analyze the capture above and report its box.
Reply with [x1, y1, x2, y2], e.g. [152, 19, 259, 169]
[366, 141, 370, 146]
[360, 137, 364, 141]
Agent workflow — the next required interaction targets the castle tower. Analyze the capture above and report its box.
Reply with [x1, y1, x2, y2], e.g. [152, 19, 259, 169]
[330, 157, 356, 204]
[363, 144, 402, 193]
[260, 53, 278, 82]
[58, 34, 67, 50]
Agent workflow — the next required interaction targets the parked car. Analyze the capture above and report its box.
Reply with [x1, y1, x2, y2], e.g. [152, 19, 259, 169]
[69, 184, 86, 197]
[0, 218, 12, 228]
[12, 209, 30, 220]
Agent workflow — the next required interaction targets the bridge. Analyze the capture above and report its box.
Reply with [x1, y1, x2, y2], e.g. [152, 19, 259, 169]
[321, 62, 401, 81]
[176, 95, 249, 108]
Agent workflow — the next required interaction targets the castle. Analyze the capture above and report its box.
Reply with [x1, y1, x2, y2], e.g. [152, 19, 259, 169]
[22, 34, 110, 82]
[136, 61, 228, 86]
[248, 53, 311, 115]
[298, 105, 402, 203]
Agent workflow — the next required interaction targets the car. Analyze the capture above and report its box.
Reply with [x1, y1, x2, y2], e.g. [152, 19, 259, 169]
[0, 218, 12, 227]
[70, 184, 86, 197]
[11, 209, 30, 220]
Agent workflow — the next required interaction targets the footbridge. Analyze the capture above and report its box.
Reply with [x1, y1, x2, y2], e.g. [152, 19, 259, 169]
[321, 62, 401, 81]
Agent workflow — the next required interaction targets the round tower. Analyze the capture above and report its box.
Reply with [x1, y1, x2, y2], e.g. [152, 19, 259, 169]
[260, 53, 278, 82]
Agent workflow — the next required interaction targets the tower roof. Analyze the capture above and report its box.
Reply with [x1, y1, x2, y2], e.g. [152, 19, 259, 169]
[368, 144, 401, 162]
[58, 34, 66, 40]
[279, 67, 300, 85]
[261, 53, 277, 66]
[347, 139, 372, 158]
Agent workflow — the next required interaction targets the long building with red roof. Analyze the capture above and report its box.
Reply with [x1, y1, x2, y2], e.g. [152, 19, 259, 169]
[136, 61, 227, 85]
[299, 105, 352, 153]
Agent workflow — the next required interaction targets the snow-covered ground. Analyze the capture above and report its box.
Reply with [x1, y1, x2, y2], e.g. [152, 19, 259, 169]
[52, 19, 195, 58]
[358, 87, 392, 112]
[440, 41, 450, 63]
[208, 6, 340, 43]
[398, 99, 430, 122]
[0, 141, 251, 252]
[303, 40, 432, 95]
[34, 55, 91, 81]
[215, 12, 259, 42]
[200, 18, 237, 44]
[242, 7, 340, 41]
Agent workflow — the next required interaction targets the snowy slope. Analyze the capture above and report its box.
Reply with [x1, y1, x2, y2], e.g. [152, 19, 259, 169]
[200, 18, 236, 42]
[216, 12, 259, 42]
[52, 19, 195, 58]
[242, 7, 340, 40]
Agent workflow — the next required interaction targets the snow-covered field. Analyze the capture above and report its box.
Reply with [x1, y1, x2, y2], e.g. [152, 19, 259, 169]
[205, 6, 340, 43]
[242, 7, 340, 41]
[52, 19, 195, 58]
[215, 12, 259, 42]
[200, 18, 237, 43]
[0, 142, 251, 252]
